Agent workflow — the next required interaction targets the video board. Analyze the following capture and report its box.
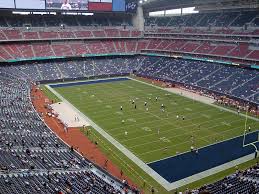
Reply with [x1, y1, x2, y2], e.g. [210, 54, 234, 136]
[46, 0, 88, 10]
[0, 0, 138, 12]
[16, 0, 45, 9]
[0, 0, 15, 9]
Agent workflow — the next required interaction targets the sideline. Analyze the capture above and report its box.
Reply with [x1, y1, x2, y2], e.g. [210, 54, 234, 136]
[131, 77, 259, 122]
[30, 86, 128, 192]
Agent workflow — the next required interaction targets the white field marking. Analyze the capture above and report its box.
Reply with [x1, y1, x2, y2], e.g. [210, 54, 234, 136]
[113, 113, 237, 141]
[84, 98, 206, 119]
[171, 102, 178, 105]
[83, 85, 217, 124]
[86, 107, 200, 126]
[129, 113, 253, 147]
[90, 94, 95, 98]
[128, 86, 134, 89]
[73, 86, 204, 111]
[184, 108, 192, 111]
[112, 107, 237, 136]
[80, 85, 214, 112]
[97, 99, 103, 103]
[88, 124, 154, 190]
[136, 89, 142, 92]
[148, 128, 259, 165]
[142, 127, 152, 132]
[201, 114, 211, 119]
[159, 137, 171, 143]
[128, 117, 246, 149]
[137, 124, 248, 157]
[80, 94, 185, 111]
[148, 93, 153, 96]
[131, 77, 259, 122]
[221, 121, 231, 126]
[105, 105, 112, 109]
[127, 118, 136, 123]
[88, 95, 210, 118]
[115, 111, 123, 115]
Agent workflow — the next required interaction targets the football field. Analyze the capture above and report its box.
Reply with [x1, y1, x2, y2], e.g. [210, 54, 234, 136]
[53, 78, 259, 163]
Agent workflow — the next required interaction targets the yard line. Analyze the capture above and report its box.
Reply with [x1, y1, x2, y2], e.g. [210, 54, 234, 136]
[73, 81, 191, 104]
[117, 110, 240, 141]
[127, 116, 246, 149]
[75, 89, 196, 114]
[84, 100, 213, 128]
[137, 124, 253, 159]
[90, 101, 206, 122]
[98, 104, 226, 131]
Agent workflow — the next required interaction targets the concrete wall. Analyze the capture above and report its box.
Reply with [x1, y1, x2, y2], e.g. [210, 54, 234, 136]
[132, 5, 144, 31]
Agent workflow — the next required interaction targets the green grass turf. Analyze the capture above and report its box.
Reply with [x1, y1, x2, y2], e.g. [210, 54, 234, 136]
[41, 85, 61, 102]
[53, 79, 259, 163]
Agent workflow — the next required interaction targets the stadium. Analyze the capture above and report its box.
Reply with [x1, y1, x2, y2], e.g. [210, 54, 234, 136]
[0, 0, 258, 193]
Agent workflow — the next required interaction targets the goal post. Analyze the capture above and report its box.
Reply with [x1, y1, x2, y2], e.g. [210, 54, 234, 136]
[242, 105, 259, 158]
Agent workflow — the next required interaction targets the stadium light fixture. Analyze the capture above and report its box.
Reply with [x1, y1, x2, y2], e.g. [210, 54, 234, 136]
[62, 12, 78, 15]
[82, 13, 94, 16]
[12, 11, 30, 15]
[32, 12, 56, 15]
[61, 12, 94, 16]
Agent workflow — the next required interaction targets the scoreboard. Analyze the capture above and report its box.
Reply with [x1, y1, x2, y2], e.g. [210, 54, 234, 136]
[0, 0, 138, 12]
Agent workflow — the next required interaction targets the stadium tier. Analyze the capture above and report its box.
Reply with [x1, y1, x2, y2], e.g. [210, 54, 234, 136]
[0, 29, 141, 40]
[0, 39, 258, 61]
[0, 71, 136, 194]
[144, 11, 258, 28]
[0, 40, 140, 60]
[195, 164, 259, 194]
[1, 56, 258, 105]
[0, 3, 258, 194]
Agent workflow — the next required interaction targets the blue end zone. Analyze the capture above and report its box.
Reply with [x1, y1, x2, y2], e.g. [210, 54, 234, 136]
[49, 77, 130, 88]
[148, 131, 259, 183]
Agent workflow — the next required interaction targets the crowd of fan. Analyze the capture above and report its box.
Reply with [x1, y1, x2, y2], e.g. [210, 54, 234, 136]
[0, 40, 141, 61]
[187, 163, 259, 194]
[1, 55, 258, 113]
[145, 10, 258, 28]
[137, 56, 259, 106]
[1, 57, 139, 81]
[0, 70, 136, 193]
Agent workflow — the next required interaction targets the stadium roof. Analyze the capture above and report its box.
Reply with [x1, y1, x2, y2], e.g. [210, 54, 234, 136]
[142, 0, 258, 12]
[142, 0, 203, 12]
